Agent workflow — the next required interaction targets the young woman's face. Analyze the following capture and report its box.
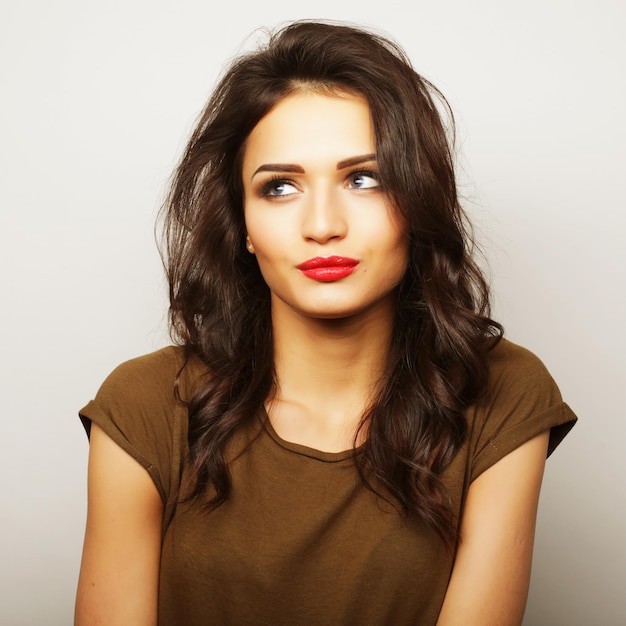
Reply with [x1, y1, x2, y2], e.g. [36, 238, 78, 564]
[242, 91, 409, 322]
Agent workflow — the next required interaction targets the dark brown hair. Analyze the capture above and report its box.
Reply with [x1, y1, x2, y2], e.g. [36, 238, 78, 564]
[159, 19, 502, 548]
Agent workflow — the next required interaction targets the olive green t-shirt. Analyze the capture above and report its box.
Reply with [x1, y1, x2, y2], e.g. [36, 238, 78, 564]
[79, 338, 577, 625]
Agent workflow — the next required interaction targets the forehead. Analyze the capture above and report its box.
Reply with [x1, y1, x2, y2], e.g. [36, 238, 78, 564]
[242, 91, 375, 175]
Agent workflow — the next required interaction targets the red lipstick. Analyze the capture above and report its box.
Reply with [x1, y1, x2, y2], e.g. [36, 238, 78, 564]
[296, 256, 359, 281]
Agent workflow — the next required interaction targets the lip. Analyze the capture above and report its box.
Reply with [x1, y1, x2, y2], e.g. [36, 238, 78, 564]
[296, 256, 359, 282]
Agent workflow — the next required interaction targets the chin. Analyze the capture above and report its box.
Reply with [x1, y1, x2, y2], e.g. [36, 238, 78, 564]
[302, 302, 384, 322]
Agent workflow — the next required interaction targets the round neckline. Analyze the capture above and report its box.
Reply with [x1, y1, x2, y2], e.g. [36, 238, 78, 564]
[258, 408, 363, 464]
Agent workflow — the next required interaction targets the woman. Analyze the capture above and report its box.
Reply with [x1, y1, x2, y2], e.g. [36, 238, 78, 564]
[75, 19, 577, 626]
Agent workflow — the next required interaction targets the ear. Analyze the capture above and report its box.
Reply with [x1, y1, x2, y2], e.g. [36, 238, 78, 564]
[245, 235, 255, 254]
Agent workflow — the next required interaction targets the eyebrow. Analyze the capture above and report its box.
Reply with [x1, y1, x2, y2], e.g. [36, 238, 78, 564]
[252, 163, 305, 177]
[251, 153, 377, 179]
[336, 153, 376, 170]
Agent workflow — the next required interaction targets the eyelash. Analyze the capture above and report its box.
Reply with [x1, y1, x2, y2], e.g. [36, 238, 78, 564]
[348, 169, 380, 189]
[258, 169, 381, 198]
[259, 175, 296, 198]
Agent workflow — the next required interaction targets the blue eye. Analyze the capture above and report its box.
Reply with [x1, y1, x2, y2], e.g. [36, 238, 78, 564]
[260, 178, 298, 197]
[349, 170, 380, 189]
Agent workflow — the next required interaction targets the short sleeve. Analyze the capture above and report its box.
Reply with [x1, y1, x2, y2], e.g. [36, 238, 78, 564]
[79, 346, 188, 505]
[467, 339, 577, 483]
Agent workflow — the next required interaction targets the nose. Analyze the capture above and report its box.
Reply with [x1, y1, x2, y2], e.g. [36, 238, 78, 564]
[301, 185, 348, 244]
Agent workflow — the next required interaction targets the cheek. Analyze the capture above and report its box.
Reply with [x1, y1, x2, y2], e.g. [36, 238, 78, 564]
[387, 214, 410, 263]
[246, 209, 297, 257]
[384, 229, 410, 282]
[245, 198, 276, 238]
[391, 245, 410, 284]
[368, 215, 409, 260]
[244, 207, 270, 253]
[246, 222, 278, 258]
[244, 218, 290, 282]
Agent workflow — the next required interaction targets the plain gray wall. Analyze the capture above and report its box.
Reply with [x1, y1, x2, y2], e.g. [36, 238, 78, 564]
[1, 1, 624, 624]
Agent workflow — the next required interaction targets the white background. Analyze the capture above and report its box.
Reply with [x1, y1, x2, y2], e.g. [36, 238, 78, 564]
[1, 1, 624, 624]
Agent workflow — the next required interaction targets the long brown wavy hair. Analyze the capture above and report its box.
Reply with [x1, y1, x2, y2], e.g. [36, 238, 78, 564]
[158, 19, 503, 548]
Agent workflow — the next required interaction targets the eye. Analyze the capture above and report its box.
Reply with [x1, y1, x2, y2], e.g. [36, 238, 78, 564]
[347, 170, 380, 190]
[260, 177, 299, 198]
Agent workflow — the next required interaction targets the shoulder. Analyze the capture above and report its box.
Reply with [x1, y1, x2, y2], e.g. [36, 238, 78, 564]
[80, 346, 187, 442]
[97, 346, 185, 395]
[488, 337, 552, 378]
[92, 345, 206, 409]
[79, 346, 204, 503]
[84, 347, 181, 430]
[466, 337, 577, 480]
[485, 337, 562, 406]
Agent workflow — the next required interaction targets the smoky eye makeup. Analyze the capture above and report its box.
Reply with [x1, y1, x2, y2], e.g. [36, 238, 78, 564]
[257, 175, 300, 198]
[346, 168, 381, 189]
[250, 156, 382, 198]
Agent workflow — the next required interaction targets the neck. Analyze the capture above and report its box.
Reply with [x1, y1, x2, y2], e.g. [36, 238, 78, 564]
[274, 303, 394, 386]
[267, 299, 395, 451]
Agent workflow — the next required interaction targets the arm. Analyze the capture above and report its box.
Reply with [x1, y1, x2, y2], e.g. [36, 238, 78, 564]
[437, 430, 550, 626]
[75, 423, 163, 626]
